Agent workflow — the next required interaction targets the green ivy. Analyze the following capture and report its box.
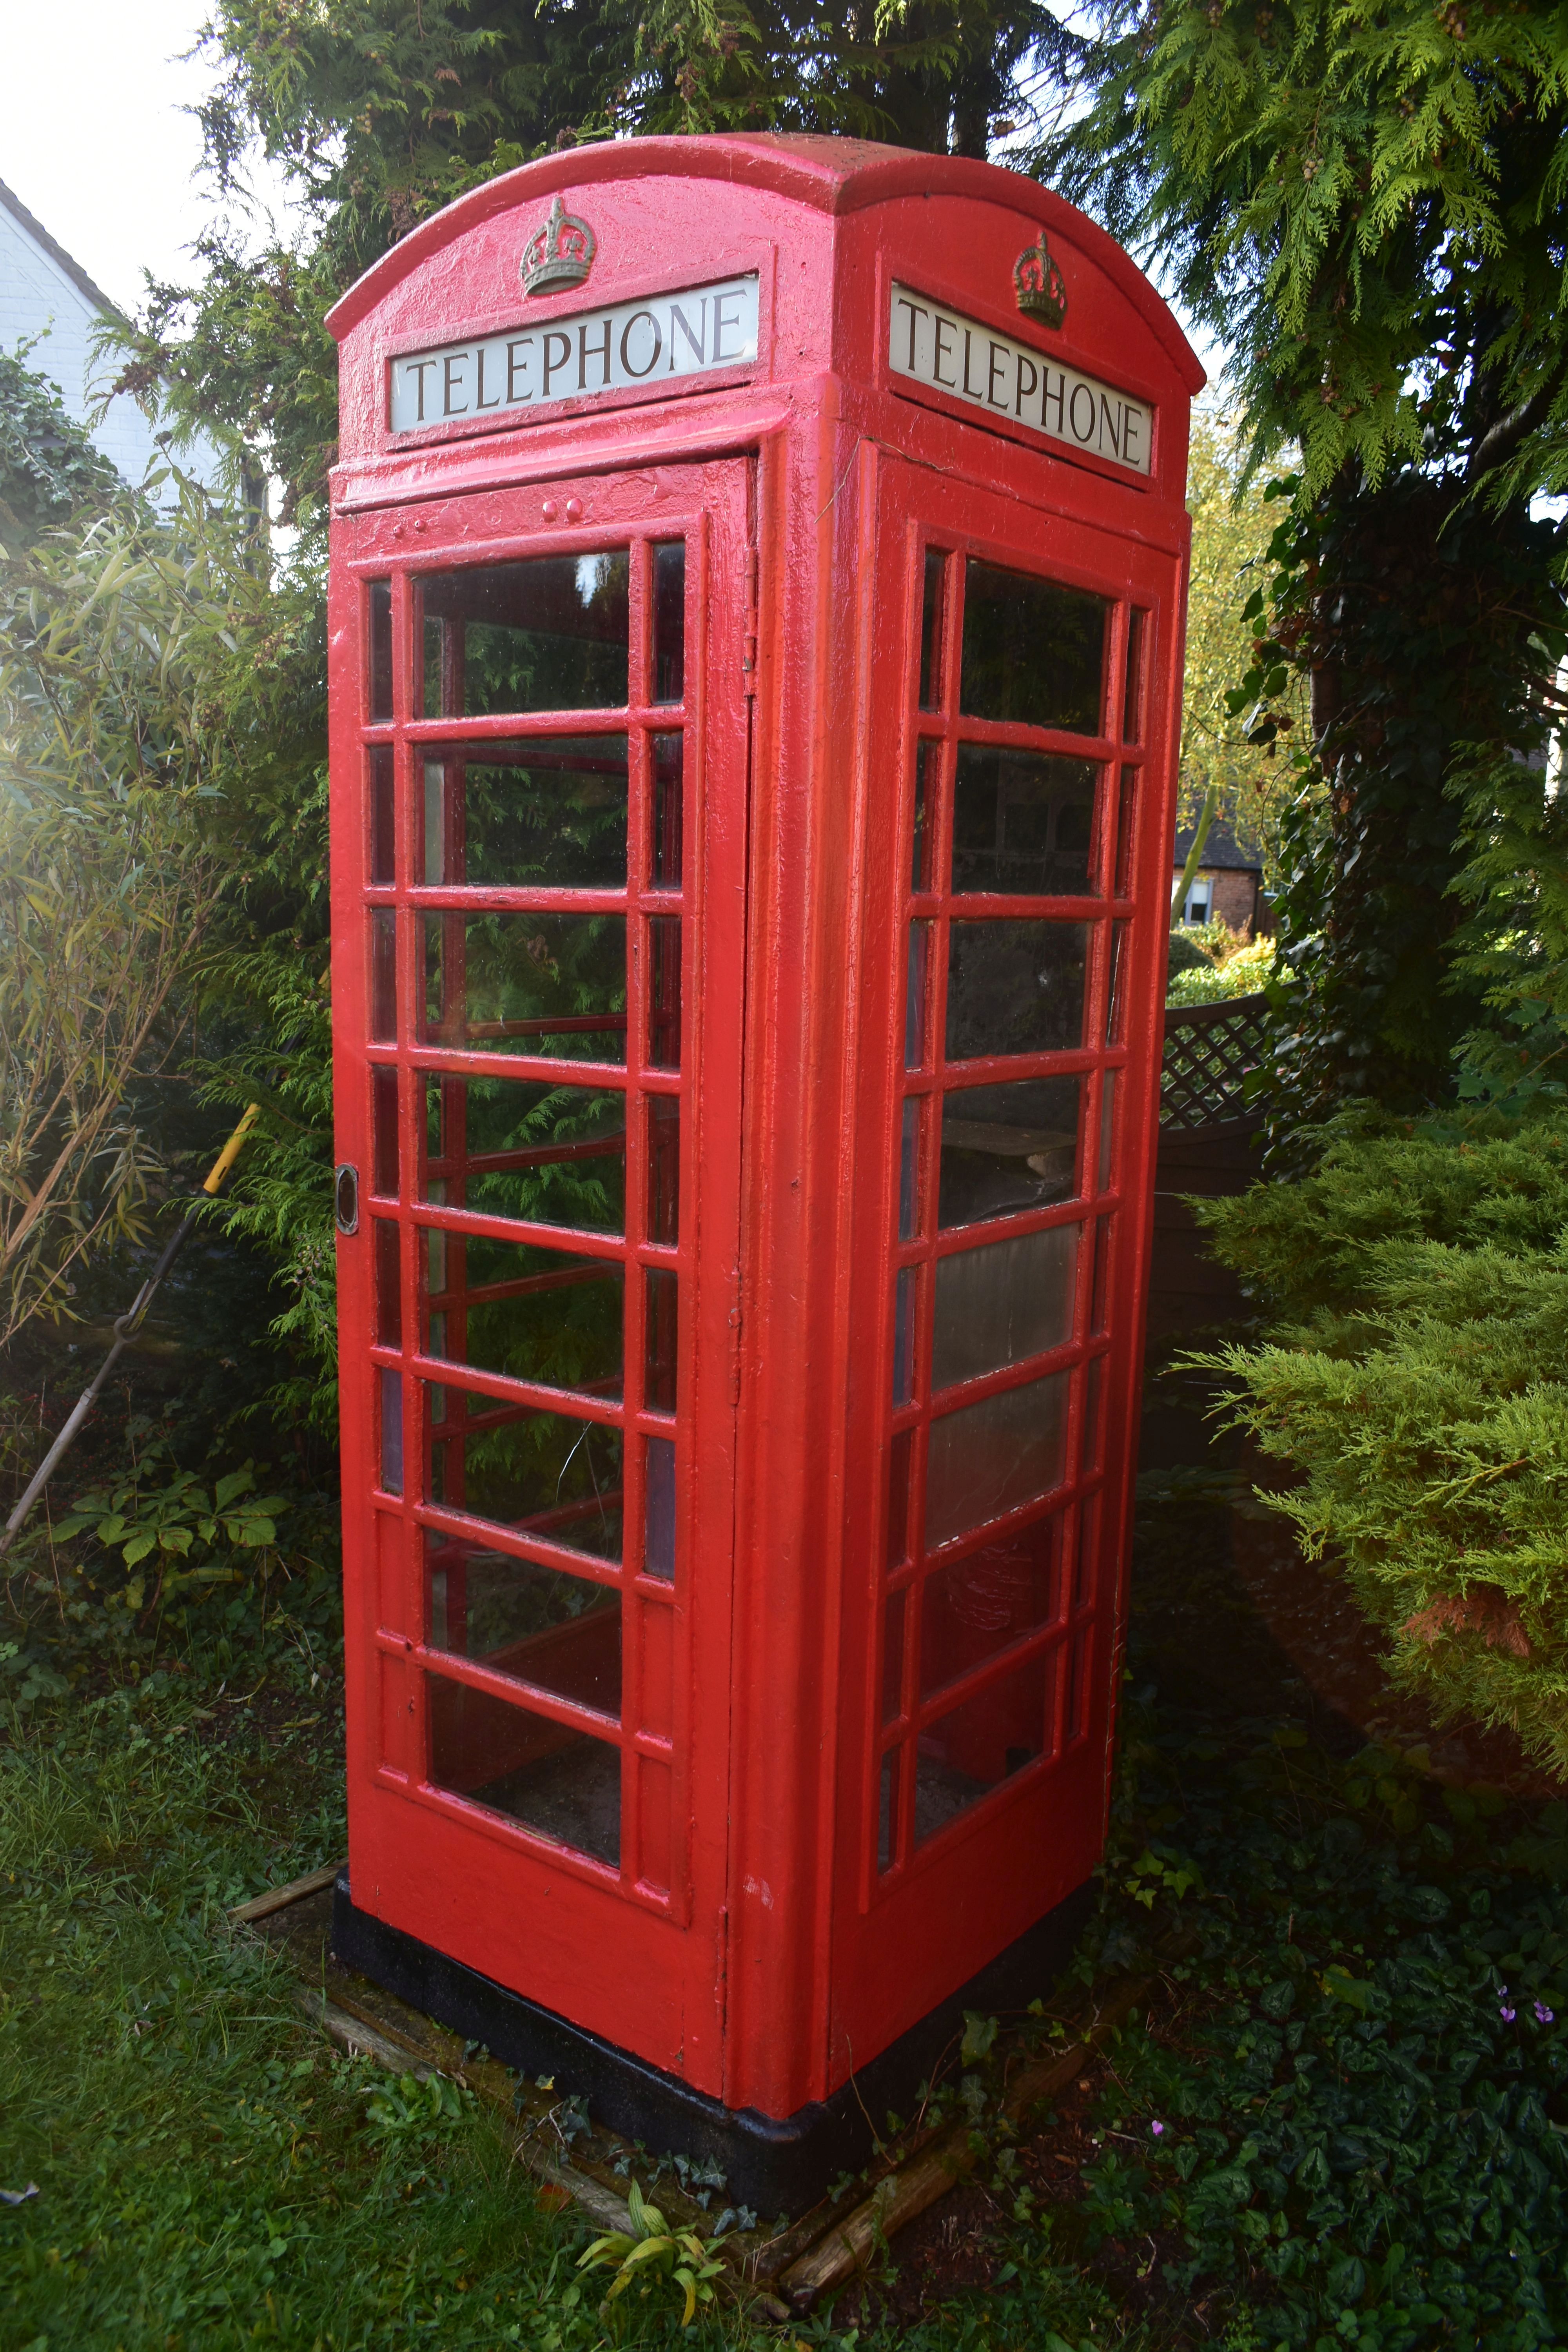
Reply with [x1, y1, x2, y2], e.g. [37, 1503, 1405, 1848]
[0, 344, 122, 548]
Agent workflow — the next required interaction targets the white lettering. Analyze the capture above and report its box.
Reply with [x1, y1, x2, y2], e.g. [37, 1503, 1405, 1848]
[388, 274, 759, 434]
[887, 281, 1153, 476]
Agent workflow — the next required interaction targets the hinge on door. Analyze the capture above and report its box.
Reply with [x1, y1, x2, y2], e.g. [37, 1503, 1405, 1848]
[728, 1300, 743, 1407]
[742, 543, 759, 697]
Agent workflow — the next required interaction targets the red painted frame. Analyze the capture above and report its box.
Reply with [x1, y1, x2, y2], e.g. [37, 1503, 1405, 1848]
[327, 134, 1200, 2119]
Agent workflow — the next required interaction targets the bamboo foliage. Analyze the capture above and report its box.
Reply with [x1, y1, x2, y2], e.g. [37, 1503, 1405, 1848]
[0, 482, 270, 1342]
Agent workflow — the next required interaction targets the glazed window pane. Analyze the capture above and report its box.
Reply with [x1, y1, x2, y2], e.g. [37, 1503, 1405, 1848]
[919, 1516, 1064, 1699]
[421, 738, 628, 887]
[427, 1673, 621, 1866]
[931, 1221, 1079, 1392]
[425, 1387, 623, 1562]
[426, 1536, 621, 1718]
[945, 920, 1089, 1062]
[951, 748, 1101, 898]
[425, 1232, 624, 1399]
[419, 554, 629, 716]
[423, 911, 626, 1062]
[925, 1369, 1069, 1546]
[938, 1076, 1081, 1229]
[960, 561, 1107, 735]
[423, 1074, 626, 1233]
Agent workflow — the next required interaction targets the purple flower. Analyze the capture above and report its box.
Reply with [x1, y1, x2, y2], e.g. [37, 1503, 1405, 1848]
[1500, 2004, 1517, 2023]
[1150, 2120, 1166, 2138]
[1535, 2002, 1555, 2025]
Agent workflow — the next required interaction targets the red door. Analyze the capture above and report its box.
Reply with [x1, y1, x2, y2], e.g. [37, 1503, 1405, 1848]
[331, 460, 751, 2089]
[829, 452, 1181, 2069]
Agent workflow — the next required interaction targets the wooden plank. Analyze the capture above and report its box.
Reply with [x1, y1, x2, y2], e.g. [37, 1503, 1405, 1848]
[317, 1995, 433, 2078]
[776, 1986, 1150, 2309]
[228, 1860, 345, 1924]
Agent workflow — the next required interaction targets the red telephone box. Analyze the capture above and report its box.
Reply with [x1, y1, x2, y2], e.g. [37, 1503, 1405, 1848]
[326, 134, 1200, 2209]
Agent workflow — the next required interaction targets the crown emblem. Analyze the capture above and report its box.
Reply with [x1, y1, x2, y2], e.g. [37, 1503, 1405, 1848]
[520, 193, 596, 296]
[1014, 235, 1068, 329]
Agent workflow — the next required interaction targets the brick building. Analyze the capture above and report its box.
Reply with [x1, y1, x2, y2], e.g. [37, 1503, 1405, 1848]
[1172, 812, 1265, 933]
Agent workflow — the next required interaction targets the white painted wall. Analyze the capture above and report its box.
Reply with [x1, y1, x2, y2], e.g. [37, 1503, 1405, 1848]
[0, 186, 225, 497]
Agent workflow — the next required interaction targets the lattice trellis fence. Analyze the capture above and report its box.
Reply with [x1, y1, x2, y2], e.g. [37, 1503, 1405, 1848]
[1160, 992, 1270, 1130]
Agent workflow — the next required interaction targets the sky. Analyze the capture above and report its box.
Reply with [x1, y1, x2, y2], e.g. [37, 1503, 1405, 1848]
[0, 0, 300, 312]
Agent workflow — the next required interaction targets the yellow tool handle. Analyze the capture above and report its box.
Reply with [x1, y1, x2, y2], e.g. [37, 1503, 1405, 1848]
[202, 1103, 263, 1196]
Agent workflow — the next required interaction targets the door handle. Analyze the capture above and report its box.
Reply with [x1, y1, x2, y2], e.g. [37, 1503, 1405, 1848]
[334, 1164, 360, 1235]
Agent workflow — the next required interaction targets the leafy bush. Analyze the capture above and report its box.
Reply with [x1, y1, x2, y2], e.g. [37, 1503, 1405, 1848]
[1070, 1702, 1568, 2352]
[1190, 1114, 1568, 1773]
[0, 471, 278, 1340]
[1168, 930, 1277, 1009]
[54, 1450, 289, 1621]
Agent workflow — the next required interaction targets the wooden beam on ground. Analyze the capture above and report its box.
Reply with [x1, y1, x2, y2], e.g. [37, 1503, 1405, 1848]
[228, 1860, 345, 1923]
[776, 1981, 1152, 2310]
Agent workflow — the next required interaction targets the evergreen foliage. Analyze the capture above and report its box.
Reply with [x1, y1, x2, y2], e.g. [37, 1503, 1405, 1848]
[118, 0, 1054, 530]
[1177, 409, 1306, 861]
[1190, 1114, 1568, 1776]
[1036, 0, 1568, 1123]
[0, 344, 122, 548]
[1246, 482, 1564, 1125]
[1030, 0, 1568, 503]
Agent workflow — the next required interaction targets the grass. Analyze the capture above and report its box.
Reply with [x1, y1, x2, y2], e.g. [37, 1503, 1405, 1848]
[4, 1487, 1568, 2351]
[0, 1676, 694, 2351]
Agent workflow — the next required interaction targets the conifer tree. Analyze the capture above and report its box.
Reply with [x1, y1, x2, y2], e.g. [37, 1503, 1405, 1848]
[1033, 0, 1568, 1122]
[120, 0, 1051, 531]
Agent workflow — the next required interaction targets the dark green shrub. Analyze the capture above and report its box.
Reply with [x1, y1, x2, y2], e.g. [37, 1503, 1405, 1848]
[1192, 1114, 1568, 1773]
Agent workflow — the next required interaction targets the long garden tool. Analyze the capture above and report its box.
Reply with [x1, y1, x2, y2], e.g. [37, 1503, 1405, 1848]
[0, 1105, 263, 1557]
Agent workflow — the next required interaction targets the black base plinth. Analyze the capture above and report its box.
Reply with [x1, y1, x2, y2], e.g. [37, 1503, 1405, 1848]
[332, 1874, 1091, 2216]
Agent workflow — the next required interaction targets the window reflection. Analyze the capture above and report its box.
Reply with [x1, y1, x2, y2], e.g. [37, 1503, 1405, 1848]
[919, 1516, 1063, 1699]
[931, 1221, 1078, 1391]
[891, 1265, 919, 1406]
[418, 554, 630, 717]
[425, 1233, 624, 1398]
[914, 1646, 1053, 1845]
[925, 1369, 1069, 1546]
[918, 550, 947, 710]
[368, 579, 393, 722]
[373, 1066, 401, 1198]
[646, 1094, 680, 1245]
[651, 543, 686, 705]
[423, 911, 626, 1062]
[371, 909, 398, 1042]
[369, 745, 395, 884]
[421, 739, 628, 888]
[376, 1219, 402, 1348]
[912, 740, 938, 891]
[379, 1367, 404, 1496]
[644, 1434, 676, 1582]
[882, 1587, 907, 1724]
[648, 918, 681, 1069]
[906, 922, 931, 1067]
[425, 1535, 621, 1717]
[425, 1386, 623, 1561]
[960, 561, 1107, 735]
[423, 1073, 626, 1232]
[644, 1268, 679, 1412]
[951, 748, 1101, 897]
[1123, 609, 1147, 744]
[651, 735, 683, 888]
